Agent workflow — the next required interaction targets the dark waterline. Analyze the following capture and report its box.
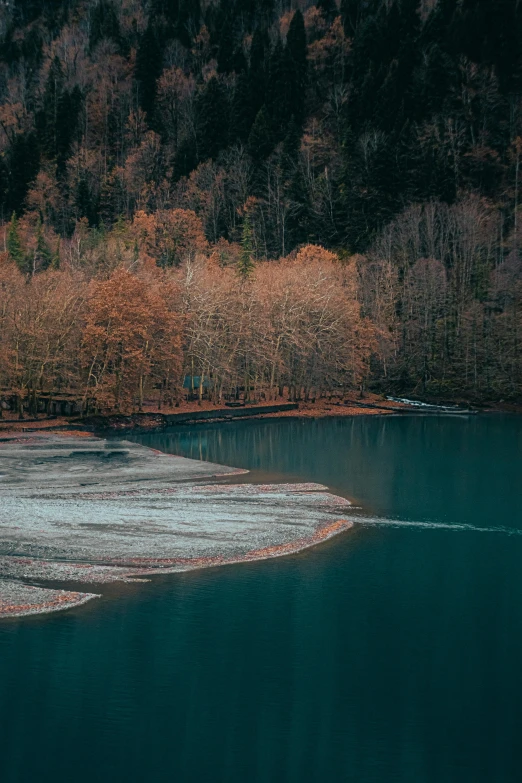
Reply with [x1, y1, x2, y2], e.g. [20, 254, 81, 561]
[1, 415, 522, 783]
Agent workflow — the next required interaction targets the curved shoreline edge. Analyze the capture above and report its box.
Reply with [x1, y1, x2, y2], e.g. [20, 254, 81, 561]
[0, 583, 101, 618]
[0, 433, 354, 619]
[0, 519, 354, 619]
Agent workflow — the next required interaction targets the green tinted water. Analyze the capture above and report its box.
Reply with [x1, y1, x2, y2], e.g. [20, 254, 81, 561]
[1, 415, 521, 782]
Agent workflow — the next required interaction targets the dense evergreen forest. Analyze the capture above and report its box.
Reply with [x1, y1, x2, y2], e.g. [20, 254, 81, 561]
[0, 0, 521, 411]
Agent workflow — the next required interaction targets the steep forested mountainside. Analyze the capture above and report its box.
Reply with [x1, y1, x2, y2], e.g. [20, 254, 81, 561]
[1, 0, 521, 250]
[0, 0, 521, 403]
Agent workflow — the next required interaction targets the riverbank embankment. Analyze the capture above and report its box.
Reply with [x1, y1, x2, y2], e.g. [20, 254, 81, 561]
[0, 394, 406, 436]
[0, 391, 514, 437]
[0, 391, 492, 437]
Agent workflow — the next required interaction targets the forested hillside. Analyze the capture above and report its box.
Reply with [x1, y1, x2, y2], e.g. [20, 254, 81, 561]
[1, 0, 521, 410]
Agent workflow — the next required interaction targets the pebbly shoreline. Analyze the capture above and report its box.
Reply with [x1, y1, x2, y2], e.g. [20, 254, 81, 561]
[0, 433, 353, 618]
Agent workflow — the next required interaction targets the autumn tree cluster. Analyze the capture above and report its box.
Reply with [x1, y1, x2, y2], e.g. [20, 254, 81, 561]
[0, 259, 184, 415]
[182, 244, 375, 403]
[362, 198, 522, 398]
[0, 234, 375, 414]
[2, 195, 522, 408]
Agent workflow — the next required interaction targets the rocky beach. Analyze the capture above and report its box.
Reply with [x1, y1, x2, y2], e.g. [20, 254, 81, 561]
[0, 433, 352, 618]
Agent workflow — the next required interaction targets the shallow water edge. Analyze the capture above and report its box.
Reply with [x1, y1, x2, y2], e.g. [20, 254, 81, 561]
[0, 432, 353, 618]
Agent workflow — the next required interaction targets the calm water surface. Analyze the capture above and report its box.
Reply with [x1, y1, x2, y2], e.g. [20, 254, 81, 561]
[1, 415, 522, 783]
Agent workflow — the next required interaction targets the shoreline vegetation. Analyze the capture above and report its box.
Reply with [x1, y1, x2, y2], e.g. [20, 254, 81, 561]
[1, 234, 521, 421]
[0, 432, 354, 618]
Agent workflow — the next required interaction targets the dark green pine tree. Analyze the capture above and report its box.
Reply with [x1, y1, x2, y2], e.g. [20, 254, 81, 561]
[390, 0, 422, 125]
[286, 10, 307, 126]
[257, 0, 276, 26]
[51, 240, 61, 270]
[42, 0, 70, 35]
[151, 0, 180, 26]
[286, 164, 311, 249]
[231, 72, 255, 143]
[177, 0, 202, 46]
[135, 21, 163, 121]
[37, 58, 83, 169]
[399, 122, 456, 204]
[75, 176, 98, 226]
[282, 117, 301, 173]
[338, 128, 399, 251]
[38, 56, 64, 160]
[249, 27, 269, 115]
[349, 0, 421, 134]
[410, 42, 455, 122]
[197, 77, 230, 161]
[422, 0, 458, 49]
[7, 132, 40, 215]
[217, 20, 236, 73]
[281, 116, 309, 247]
[459, 0, 495, 64]
[98, 173, 120, 226]
[56, 86, 83, 171]
[496, 0, 522, 93]
[232, 47, 248, 74]
[396, 0, 422, 70]
[7, 213, 25, 271]
[317, 0, 338, 24]
[349, 8, 387, 100]
[173, 137, 199, 180]
[235, 0, 256, 22]
[0, 158, 7, 216]
[266, 40, 291, 142]
[20, 27, 44, 73]
[238, 213, 255, 279]
[247, 105, 273, 162]
[89, 1, 122, 52]
[34, 218, 53, 271]
[459, 0, 522, 93]
[341, 0, 373, 37]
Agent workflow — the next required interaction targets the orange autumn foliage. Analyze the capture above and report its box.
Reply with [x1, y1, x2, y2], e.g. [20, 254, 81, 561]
[82, 268, 182, 412]
[131, 208, 207, 267]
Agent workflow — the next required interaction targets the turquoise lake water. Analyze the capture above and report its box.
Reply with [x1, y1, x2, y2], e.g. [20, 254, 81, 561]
[1, 415, 521, 782]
